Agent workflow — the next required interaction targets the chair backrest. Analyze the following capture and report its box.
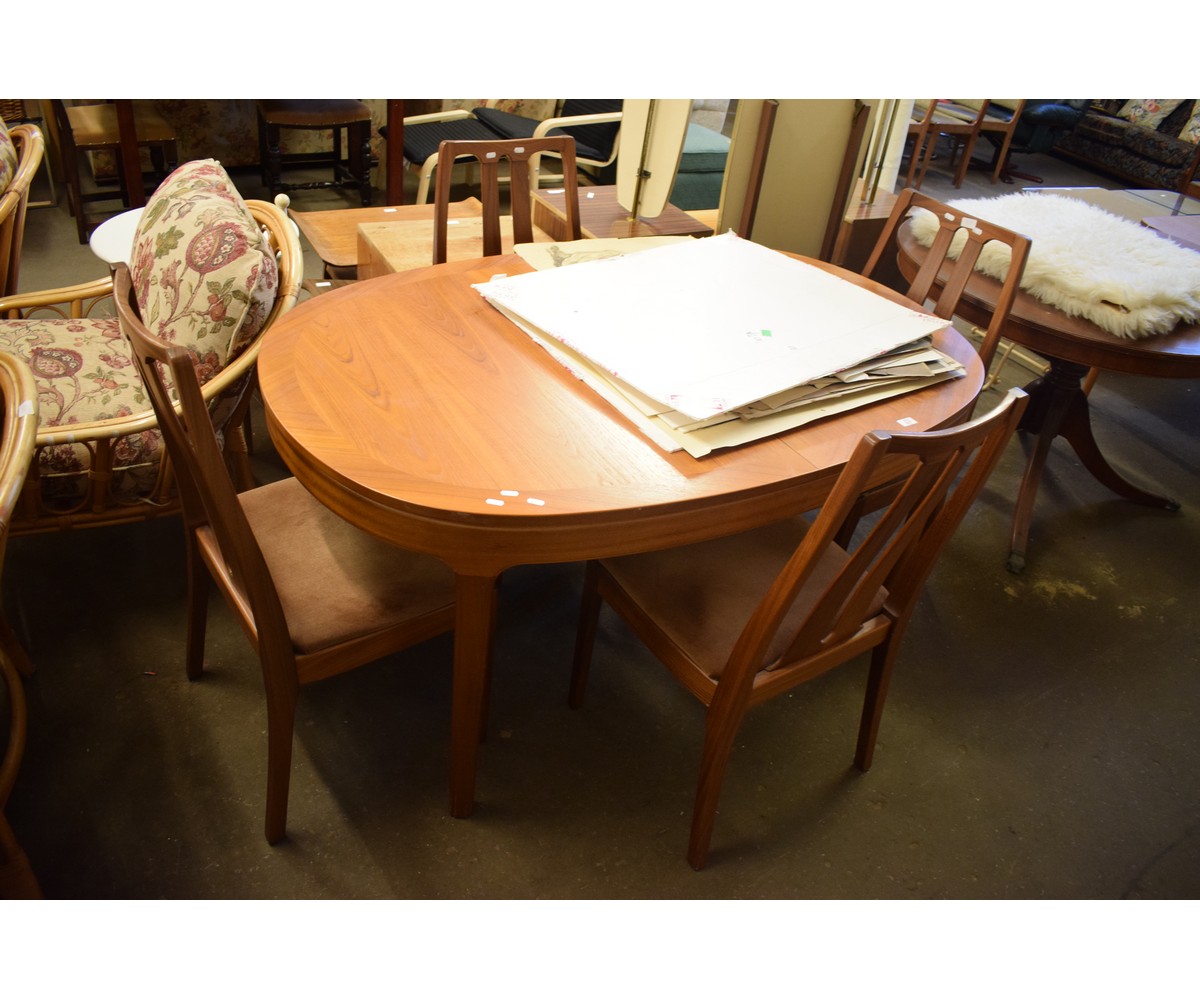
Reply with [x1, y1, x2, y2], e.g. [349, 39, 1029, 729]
[112, 263, 291, 660]
[727, 387, 1027, 683]
[0, 121, 45, 298]
[433, 136, 581, 264]
[862, 187, 1032, 370]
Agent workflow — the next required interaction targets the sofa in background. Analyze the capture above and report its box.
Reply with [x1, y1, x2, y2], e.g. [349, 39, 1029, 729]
[1052, 100, 1200, 193]
[668, 122, 730, 211]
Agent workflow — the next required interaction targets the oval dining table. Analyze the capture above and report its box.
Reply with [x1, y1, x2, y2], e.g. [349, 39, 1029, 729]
[257, 250, 985, 818]
[896, 223, 1200, 572]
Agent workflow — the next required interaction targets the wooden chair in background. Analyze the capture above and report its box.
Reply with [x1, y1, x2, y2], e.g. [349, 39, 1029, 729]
[256, 100, 374, 207]
[115, 264, 458, 845]
[569, 387, 1028, 869]
[50, 100, 177, 243]
[917, 101, 1027, 188]
[904, 99, 940, 189]
[0, 352, 40, 898]
[432, 135, 580, 264]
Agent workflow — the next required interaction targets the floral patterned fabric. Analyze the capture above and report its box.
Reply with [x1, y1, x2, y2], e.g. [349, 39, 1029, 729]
[1179, 108, 1200, 145]
[0, 158, 276, 504]
[0, 314, 165, 499]
[131, 158, 277, 365]
[0, 116, 16, 192]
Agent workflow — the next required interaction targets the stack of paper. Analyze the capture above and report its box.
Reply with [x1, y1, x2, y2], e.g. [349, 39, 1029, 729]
[474, 232, 962, 458]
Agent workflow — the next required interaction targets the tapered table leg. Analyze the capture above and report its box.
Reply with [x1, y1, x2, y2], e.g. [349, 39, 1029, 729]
[448, 573, 500, 818]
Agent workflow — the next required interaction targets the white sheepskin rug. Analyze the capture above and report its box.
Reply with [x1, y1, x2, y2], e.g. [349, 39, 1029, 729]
[907, 193, 1200, 339]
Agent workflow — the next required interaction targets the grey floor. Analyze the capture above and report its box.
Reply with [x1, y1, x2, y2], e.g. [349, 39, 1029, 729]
[4, 140, 1200, 904]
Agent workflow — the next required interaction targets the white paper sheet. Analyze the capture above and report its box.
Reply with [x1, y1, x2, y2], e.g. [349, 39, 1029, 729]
[474, 232, 949, 422]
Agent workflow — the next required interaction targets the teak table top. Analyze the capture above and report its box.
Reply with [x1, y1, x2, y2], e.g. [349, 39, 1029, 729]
[258, 251, 984, 817]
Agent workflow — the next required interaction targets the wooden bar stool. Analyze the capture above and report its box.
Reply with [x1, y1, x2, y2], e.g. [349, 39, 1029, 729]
[256, 100, 373, 206]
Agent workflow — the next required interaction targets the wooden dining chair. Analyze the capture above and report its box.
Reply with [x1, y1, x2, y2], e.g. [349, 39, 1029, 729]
[904, 100, 941, 189]
[570, 387, 1027, 869]
[864, 187, 1032, 375]
[114, 264, 458, 845]
[919, 101, 1027, 188]
[0, 352, 41, 898]
[836, 187, 1033, 547]
[432, 135, 581, 264]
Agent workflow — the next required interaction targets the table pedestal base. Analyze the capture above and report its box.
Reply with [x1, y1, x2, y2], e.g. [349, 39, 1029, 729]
[1008, 359, 1181, 573]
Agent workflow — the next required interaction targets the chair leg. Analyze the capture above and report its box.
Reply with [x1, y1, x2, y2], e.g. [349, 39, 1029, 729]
[417, 165, 434, 204]
[263, 680, 298, 845]
[688, 691, 749, 870]
[568, 562, 604, 709]
[854, 632, 902, 772]
[354, 123, 372, 206]
[184, 539, 210, 682]
[62, 144, 89, 244]
[263, 123, 284, 198]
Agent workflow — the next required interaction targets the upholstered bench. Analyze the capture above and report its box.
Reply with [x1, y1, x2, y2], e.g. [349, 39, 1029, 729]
[0, 158, 301, 531]
[669, 122, 731, 211]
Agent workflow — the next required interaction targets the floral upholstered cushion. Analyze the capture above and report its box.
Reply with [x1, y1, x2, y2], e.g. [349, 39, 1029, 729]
[130, 158, 278, 366]
[0, 116, 16, 191]
[1117, 100, 1184, 129]
[0, 314, 168, 496]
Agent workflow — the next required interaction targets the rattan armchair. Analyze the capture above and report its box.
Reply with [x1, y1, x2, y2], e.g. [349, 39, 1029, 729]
[1, 120, 45, 299]
[0, 160, 302, 535]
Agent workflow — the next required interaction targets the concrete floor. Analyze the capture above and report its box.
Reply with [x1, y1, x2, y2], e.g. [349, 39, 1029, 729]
[3, 142, 1200, 903]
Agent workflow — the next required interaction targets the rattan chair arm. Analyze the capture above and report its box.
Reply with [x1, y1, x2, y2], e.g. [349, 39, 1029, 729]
[0, 276, 114, 317]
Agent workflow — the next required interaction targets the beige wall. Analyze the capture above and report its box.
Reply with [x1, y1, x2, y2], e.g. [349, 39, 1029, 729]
[719, 99, 861, 258]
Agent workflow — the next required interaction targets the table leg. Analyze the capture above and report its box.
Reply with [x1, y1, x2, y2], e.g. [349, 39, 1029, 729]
[449, 572, 500, 818]
[1008, 359, 1180, 572]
